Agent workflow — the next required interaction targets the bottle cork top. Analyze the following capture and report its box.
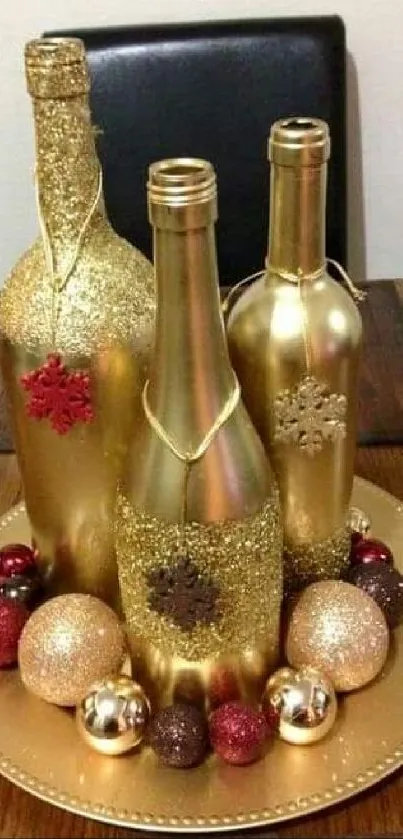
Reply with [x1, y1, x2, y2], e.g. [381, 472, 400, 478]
[25, 37, 90, 99]
[268, 117, 331, 167]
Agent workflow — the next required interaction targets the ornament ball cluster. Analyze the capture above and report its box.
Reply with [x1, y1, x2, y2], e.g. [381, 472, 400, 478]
[348, 513, 403, 628]
[0, 543, 41, 666]
[0, 504, 402, 771]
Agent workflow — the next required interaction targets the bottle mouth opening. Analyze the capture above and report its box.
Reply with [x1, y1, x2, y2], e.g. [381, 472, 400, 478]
[280, 117, 319, 132]
[148, 158, 217, 206]
[25, 37, 86, 66]
[25, 37, 89, 98]
[268, 116, 331, 164]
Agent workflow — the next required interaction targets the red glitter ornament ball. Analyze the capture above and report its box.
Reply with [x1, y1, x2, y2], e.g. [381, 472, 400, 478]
[0, 544, 37, 578]
[0, 598, 29, 667]
[209, 701, 269, 766]
[350, 537, 394, 568]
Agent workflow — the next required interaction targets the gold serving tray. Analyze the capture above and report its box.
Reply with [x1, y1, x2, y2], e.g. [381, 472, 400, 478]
[0, 476, 402, 832]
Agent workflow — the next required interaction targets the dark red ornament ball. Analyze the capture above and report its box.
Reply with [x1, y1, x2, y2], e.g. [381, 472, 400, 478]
[0, 544, 37, 578]
[209, 701, 268, 766]
[351, 530, 364, 548]
[346, 561, 403, 628]
[0, 597, 29, 667]
[0, 575, 42, 608]
[149, 703, 208, 768]
[350, 537, 393, 568]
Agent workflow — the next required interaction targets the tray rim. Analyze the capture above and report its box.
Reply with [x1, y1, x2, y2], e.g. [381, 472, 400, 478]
[0, 477, 402, 833]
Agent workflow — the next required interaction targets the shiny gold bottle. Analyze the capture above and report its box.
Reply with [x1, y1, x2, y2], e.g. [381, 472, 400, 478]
[0, 38, 155, 606]
[227, 118, 362, 590]
[115, 158, 282, 708]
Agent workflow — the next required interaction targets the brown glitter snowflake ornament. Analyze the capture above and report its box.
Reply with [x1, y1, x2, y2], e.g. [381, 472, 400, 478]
[273, 375, 347, 456]
[146, 554, 221, 632]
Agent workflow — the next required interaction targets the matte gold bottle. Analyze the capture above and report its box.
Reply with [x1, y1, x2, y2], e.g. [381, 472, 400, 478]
[0, 38, 155, 607]
[115, 158, 282, 708]
[227, 118, 362, 590]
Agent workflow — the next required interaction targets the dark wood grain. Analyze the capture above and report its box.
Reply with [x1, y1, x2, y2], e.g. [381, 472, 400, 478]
[358, 281, 403, 444]
[1, 282, 403, 837]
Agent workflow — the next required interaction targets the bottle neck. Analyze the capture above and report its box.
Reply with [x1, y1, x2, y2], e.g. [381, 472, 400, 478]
[267, 162, 326, 278]
[33, 94, 102, 265]
[148, 222, 235, 449]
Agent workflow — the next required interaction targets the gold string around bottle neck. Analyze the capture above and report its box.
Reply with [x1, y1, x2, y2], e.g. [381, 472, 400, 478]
[35, 165, 103, 295]
[222, 258, 366, 320]
[142, 377, 241, 465]
[34, 164, 102, 345]
[142, 376, 241, 526]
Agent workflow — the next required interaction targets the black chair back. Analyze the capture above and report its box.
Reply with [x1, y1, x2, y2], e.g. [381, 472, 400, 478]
[47, 17, 346, 284]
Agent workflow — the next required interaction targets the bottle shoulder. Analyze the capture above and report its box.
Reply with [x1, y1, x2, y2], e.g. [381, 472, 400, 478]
[227, 272, 362, 352]
[0, 220, 155, 357]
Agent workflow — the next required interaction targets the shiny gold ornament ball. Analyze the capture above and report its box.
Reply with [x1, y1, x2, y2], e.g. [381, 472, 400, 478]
[286, 581, 389, 692]
[19, 594, 126, 706]
[77, 675, 150, 755]
[262, 665, 337, 745]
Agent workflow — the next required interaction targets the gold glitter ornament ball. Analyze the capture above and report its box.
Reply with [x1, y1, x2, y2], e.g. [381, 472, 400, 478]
[77, 675, 150, 755]
[286, 581, 389, 692]
[19, 594, 126, 706]
[262, 665, 337, 745]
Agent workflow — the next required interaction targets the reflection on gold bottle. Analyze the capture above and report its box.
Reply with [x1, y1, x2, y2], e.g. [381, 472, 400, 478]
[0, 39, 155, 607]
[227, 118, 362, 590]
[115, 159, 282, 708]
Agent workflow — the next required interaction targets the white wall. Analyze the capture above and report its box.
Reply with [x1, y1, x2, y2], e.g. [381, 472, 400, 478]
[1, 0, 402, 282]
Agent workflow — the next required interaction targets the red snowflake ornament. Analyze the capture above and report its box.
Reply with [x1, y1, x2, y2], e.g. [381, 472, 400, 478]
[21, 353, 94, 435]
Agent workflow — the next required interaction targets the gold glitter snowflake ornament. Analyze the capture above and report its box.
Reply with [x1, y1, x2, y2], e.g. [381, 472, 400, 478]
[274, 375, 347, 456]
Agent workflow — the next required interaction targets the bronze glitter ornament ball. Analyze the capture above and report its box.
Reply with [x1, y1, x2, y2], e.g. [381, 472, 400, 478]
[346, 562, 403, 628]
[77, 675, 150, 755]
[262, 666, 337, 745]
[19, 594, 126, 706]
[286, 581, 389, 692]
[149, 703, 208, 768]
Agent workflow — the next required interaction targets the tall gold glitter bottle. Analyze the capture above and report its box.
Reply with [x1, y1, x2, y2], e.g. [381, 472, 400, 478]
[227, 118, 362, 591]
[115, 158, 282, 709]
[0, 38, 155, 607]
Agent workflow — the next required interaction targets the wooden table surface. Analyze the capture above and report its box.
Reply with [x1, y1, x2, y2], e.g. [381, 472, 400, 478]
[1, 281, 403, 838]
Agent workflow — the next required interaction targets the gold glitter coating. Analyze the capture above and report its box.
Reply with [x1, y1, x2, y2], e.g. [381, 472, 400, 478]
[0, 102, 154, 357]
[18, 594, 126, 706]
[0, 39, 155, 607]
[273, 375, 347, 456]
[25, 39, 89, 99]
[0, 218, 154, 357]
[116, 489, 282, 663]
[284, 523, 351, 591]
[286, 581, 390, 692]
